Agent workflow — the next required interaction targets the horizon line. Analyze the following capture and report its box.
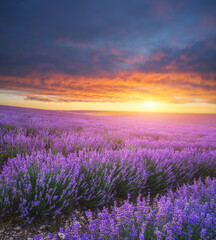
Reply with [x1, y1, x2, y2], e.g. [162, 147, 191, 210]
[1, 104, 216, 115]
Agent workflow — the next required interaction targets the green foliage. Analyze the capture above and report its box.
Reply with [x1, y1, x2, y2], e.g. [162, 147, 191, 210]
[193, 161, 216, 180]
[113, 162, 144, 199]
[112, 138, 124, 150]
[0, 185, 19, 222]
[145, 160, 172, 196]
[25, 127, 37, 136]
[3, 124, 17, 132]
[77, 162, 115, 208]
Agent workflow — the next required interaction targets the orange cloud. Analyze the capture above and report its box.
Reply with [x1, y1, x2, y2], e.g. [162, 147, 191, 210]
[1, 71, 216, 105]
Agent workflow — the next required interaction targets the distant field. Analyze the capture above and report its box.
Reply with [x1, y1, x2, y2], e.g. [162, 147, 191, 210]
[0, 105, 216, 239]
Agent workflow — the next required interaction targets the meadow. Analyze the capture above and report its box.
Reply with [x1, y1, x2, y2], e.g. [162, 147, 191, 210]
[0, 106, 216, 239]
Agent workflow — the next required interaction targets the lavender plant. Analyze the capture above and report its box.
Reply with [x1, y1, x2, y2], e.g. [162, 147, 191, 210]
[36, 178, 216, 240]
[0, 152, 80, 222]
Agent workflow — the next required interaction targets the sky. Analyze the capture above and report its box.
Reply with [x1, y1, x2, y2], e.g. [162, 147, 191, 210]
[0, 0, 216, 113]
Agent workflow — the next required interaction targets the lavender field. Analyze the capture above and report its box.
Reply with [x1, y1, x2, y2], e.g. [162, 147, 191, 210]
[0, 106, 216, 239]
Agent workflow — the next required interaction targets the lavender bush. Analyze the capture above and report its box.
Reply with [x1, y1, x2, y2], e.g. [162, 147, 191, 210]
[36, 178, 216, 240]
[0, 152, 80, 222]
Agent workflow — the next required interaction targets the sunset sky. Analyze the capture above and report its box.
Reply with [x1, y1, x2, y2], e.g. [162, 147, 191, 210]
[0, 0, 216, 113]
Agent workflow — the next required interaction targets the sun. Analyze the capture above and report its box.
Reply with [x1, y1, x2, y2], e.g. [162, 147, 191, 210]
[145, 101, 157, 108]
[139, 101, 159, 111]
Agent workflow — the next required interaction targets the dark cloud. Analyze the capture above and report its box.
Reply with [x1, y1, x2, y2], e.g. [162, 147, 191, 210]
[138, 37, 216, 74]
[1, 0, 216, 76]
[0, 0, 216, 104]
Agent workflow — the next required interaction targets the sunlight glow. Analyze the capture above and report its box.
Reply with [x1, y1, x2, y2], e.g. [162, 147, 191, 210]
[145, 102, 158, 109]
